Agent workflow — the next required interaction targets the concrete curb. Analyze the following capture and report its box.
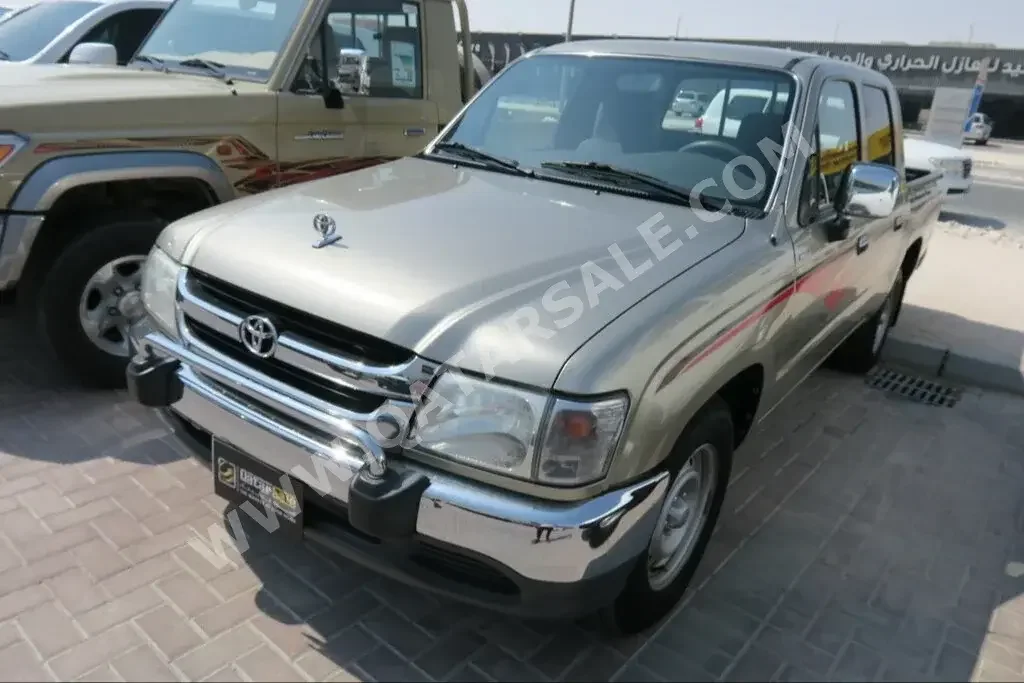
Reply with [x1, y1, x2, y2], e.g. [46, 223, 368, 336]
[882, 335, 1024, 397]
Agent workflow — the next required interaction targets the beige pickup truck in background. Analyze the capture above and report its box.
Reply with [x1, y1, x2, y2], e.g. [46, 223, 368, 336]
[127, 40, 943, 633]
[0, 0, 483, 388]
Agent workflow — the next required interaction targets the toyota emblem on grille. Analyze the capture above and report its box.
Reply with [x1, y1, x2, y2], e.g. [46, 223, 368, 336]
[239, 315, 278, 358]
[312, 213, 342, 249]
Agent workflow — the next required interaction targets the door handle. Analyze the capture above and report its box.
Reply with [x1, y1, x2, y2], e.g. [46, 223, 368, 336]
[856, 235, 869, 254]
[894, 217, 906, 231]
[404, 127, 426, 137]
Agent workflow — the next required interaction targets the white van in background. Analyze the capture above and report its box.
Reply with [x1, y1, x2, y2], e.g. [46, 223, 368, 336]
[963, 112, 994, 145]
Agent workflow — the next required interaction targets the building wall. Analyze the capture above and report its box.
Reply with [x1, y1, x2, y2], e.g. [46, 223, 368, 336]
[470, 33, 1024, 95]
[468, 33, 1024, 136]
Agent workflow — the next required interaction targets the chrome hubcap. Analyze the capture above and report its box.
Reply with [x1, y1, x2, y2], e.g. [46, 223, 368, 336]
[78, 256, 146, 358]
[647, 443, 717, 591]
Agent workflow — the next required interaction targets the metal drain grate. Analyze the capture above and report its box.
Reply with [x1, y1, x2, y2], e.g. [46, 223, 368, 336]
[866, 367, 962, 407]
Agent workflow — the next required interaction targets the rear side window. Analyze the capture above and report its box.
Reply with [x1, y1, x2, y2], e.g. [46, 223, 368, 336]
[862, 85, 895, 167]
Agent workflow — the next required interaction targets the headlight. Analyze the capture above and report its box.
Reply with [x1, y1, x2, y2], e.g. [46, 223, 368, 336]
[407, 372, 628, 486]
[0, 133, 27, 168]
[140, 246, 181, 336]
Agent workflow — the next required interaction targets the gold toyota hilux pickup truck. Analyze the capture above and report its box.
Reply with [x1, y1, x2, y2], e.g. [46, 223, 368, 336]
[127, 40, 943, 633]
[0, 0, 486, 388]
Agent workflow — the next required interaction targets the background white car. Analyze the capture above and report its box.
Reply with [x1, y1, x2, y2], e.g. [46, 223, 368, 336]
[963, 112, 994, 145]
[670, 89, 704, 117]
[903, 136, 972, 195]
[0, 0, 168, 65]
[694, 86, 789, 136]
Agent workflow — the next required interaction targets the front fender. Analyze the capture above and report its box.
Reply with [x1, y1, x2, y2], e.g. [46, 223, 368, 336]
[0, 151, 235, 289]
[8, 150, 236, 213]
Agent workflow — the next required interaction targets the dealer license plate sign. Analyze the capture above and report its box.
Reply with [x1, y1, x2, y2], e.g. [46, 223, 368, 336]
[212, 440, 304, 541]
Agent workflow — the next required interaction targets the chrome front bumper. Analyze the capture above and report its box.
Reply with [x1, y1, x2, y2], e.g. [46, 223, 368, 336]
[132, 329, 669, 615]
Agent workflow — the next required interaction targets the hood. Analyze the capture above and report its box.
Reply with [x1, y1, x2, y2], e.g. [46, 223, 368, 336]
[174, 158, 746, 389]
[0, 63, 243, 103]
[904, 136, 967, 161]
[0, 64, 268, 131]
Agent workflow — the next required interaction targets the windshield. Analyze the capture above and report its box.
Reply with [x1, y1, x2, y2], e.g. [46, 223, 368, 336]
[134, 0, 303, 81]
[0, 1, 99, 61]
[437, 54, 796, 208]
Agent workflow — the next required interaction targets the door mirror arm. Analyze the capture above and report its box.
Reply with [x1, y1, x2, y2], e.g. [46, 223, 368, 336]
[824, 214, 852, 242]
[316, 28, 344, 110]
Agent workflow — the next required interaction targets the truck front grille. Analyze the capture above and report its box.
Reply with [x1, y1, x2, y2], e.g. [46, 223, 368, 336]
[188, 270, 411, 366]
[178, 269, 427, 415]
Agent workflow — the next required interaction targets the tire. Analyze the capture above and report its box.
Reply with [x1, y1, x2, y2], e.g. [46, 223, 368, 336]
[33, 212, 165, 389]
[977, 138, 989, 146]
[828, 270, 904, 375]
[599, 396, 734, 635]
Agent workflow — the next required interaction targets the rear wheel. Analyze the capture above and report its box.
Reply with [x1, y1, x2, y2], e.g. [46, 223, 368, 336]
[33, 213, 165, 388]
[828, 270, 904, 374]
[600, 397, 733, 635]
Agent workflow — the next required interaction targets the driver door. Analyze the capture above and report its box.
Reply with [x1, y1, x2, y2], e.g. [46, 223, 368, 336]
[774, 78, 869, 389]
[276, 17, 366, 189]
[276, 0, 435, 189]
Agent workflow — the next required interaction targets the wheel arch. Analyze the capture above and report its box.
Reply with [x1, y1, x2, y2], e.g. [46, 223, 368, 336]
[5, 151, 234, 299]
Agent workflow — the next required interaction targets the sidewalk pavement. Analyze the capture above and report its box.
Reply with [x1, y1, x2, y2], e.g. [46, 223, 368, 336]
[884, 227, 1024, 396]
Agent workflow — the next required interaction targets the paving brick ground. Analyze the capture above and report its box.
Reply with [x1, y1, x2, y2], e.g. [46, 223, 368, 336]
[1, 313, 1024, 682]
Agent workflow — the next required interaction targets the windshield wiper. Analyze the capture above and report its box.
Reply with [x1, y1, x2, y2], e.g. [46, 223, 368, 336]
[540, 161, 697, 205]
[131, 54, 166, 70]
[0, 49, 10, 61]
[429, 141, 533, 176]
[177, 57, 236, 85]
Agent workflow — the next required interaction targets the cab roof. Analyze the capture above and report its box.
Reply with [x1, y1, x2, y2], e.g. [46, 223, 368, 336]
[537, 39, 816, 70]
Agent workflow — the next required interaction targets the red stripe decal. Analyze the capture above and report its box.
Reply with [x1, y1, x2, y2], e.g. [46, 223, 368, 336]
[679, 282, 795, 374]
[661, 255, 854, 385]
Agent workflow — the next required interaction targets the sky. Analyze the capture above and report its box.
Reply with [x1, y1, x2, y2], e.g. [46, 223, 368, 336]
[463, 0, 1024, 48]
[4, 0, 1019, 48]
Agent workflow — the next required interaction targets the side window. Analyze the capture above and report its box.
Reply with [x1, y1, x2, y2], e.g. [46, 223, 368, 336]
[293, 0, 422, 99]
[798, 125, 822, 226]
[862, 85, 895, 167]
[799, 80, 859, 224]
[77, 9, 164, 65]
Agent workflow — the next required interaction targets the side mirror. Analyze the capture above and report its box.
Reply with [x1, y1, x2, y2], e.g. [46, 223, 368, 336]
[336, 48, 370, 96]
[835, 162, 900, 219]
[68, 42, 118, 66]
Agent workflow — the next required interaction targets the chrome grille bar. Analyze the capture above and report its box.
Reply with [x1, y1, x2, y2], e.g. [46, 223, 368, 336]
[175, 270, 435, 412]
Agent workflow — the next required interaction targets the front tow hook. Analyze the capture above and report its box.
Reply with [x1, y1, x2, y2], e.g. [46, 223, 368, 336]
[347, 467, 430, 539]
[126, 354, 183, 407]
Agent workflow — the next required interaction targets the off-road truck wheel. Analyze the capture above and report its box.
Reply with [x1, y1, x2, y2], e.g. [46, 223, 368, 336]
[34, 213, 165, 389]
[828, 269, 904, 375]
[599, 396, 734, 635]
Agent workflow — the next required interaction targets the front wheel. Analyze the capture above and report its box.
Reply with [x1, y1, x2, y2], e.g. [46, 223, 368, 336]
[600, 397, 733, 635]
[34, 213, 165, 388]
